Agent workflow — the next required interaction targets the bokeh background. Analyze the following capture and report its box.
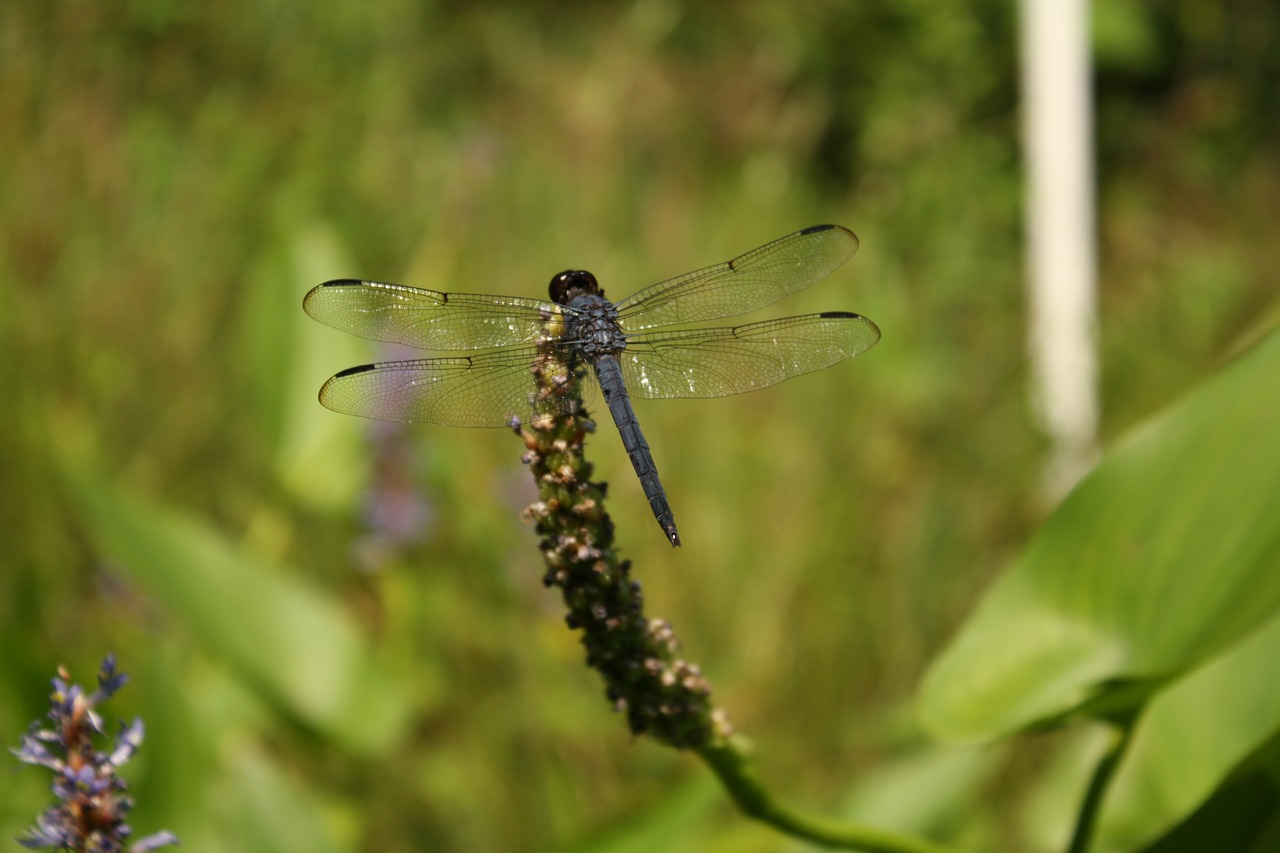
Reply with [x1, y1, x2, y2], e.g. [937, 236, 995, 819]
[2, 2, 1277, 851]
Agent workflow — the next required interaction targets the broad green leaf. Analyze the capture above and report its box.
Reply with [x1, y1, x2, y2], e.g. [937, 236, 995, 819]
[59, 462, 414, 755]
[1125, 763, 1280, 853]
[834, 742, 997, 837]
[1093, 612, 1280, 852]
[920, 329, 1280, 741]
[272, 224, 371, 513]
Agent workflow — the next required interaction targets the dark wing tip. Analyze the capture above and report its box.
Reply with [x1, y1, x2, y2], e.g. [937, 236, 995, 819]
[319, 365, 376, 416]
[303, 279, 363, 311]
[798, 223, 859, 253]
[821, 311, 882, 345]
[332, 363, 378, 379]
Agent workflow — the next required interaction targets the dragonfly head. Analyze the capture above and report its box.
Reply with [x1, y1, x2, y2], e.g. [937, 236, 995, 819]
[549, 270, 603, 305]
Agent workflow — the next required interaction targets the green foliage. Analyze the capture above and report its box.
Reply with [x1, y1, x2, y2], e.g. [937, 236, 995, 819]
[60, 458, 417, 754]
[922, 330, 1280, 849]
[922, 330, 1280, 739]
[2, 2, 1278, 852]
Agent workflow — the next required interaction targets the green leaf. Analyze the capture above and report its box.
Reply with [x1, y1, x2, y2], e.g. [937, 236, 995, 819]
[833, 741, 999, 839]
[214, 745, 356, 853]
[59, 462, 415, 755]
[271, 224, 372, 514]
[920, 329, 1280, 741]
[1092, 613, 1280, 851]
[1126, 763, 1280, 853]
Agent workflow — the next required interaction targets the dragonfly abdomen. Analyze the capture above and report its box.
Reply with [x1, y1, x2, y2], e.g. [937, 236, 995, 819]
[592, 353, 680, 547]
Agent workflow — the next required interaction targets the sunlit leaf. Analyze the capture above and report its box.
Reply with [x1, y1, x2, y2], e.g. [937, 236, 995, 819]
[920, 329, 1280, 741]
[834, 742, 998, 837]
[1092, 613, 1280, 852]
[1117, 763, 1280, 853]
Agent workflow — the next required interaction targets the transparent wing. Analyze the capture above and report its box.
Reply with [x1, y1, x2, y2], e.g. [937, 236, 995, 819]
[303, 279, 557, 351]
[317, 346, 597, 427]
[618, 312, 880, 399]
[613, 225, 859, 331]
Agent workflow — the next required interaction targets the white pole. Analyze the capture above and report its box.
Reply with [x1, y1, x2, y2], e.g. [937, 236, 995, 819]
[1021, 0, 1100, 500]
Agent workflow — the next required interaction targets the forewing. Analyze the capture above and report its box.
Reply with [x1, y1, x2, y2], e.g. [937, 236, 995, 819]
[303, 279, 556, 351]
[317, 346, 596, 427]
[614, 225, 859, 331]
[618, 312, 880, 399]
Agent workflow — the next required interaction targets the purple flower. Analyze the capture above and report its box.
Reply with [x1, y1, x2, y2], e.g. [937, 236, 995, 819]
[11, 656, 178, 852]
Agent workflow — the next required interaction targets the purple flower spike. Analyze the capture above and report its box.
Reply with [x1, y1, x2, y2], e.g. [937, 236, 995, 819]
[12, 656, 179, 852]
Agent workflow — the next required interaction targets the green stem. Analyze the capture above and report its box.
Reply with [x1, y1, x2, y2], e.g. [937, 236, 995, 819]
[696, 738, 962, 853]
[1066, 722, 1135, 853]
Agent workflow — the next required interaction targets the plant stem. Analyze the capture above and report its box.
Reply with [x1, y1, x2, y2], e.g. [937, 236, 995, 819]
[697, 738, 961, 853]
[1066, 722, 1135, 853]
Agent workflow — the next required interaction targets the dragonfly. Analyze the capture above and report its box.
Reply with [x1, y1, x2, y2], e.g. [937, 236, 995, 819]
[304, 224, 880, 547]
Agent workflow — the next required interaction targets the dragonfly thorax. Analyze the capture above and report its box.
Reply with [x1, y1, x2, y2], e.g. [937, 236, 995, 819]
[550, 270, 627, 358]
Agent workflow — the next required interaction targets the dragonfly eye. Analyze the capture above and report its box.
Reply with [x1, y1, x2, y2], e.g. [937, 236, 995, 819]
[549, 270, 602, 305]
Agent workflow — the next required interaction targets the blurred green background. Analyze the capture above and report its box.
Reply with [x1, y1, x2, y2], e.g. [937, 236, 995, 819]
[2, 2, 1277, 851]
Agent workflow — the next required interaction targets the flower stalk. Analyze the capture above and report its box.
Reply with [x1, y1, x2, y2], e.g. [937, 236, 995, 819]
[516, 334, 728, 748]
[514, 333, 959, 853]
